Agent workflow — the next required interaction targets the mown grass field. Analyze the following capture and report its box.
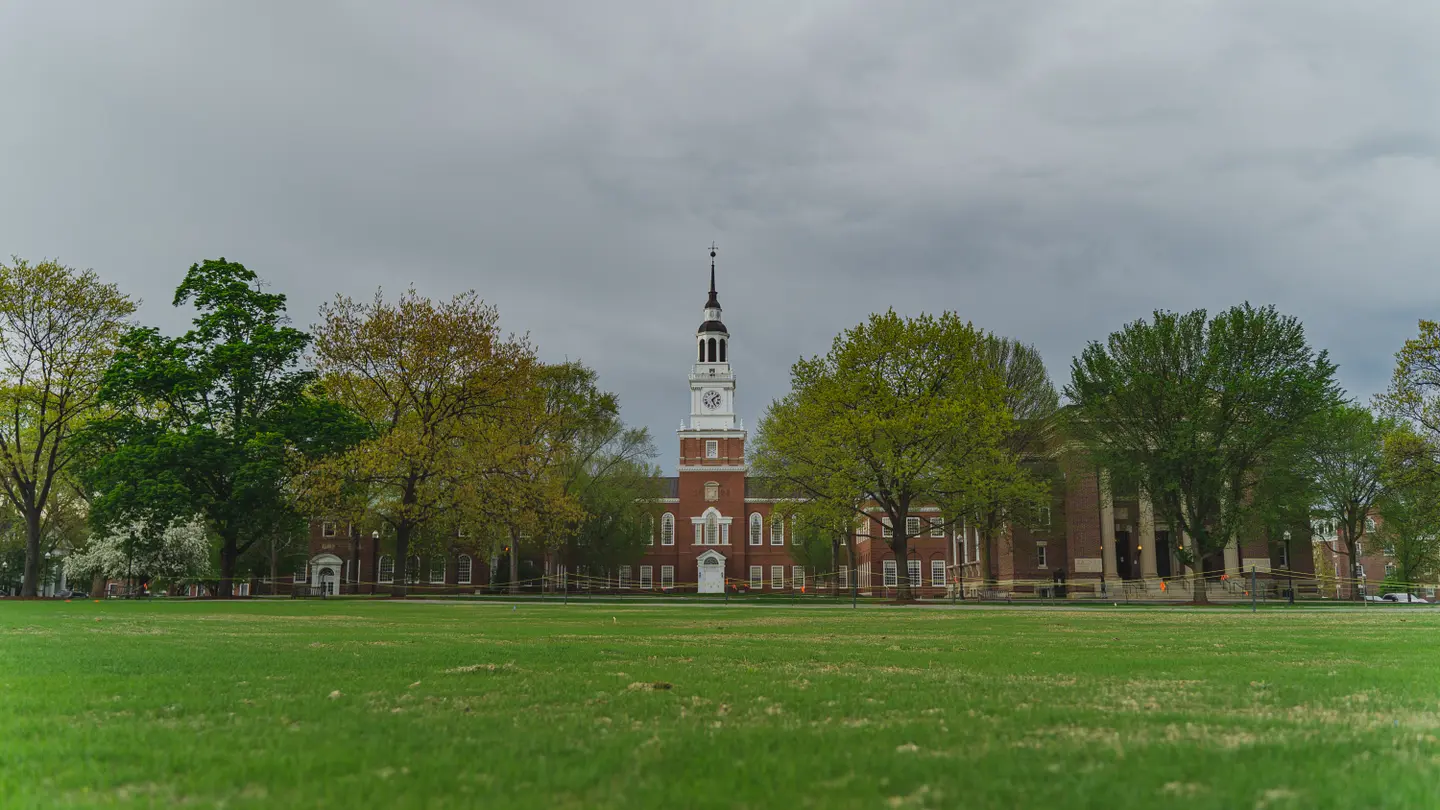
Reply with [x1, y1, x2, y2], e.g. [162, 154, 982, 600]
[2, 600, 1439, 809]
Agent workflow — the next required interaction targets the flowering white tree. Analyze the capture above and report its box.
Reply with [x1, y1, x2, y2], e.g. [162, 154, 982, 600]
[65, 519, 212, 585]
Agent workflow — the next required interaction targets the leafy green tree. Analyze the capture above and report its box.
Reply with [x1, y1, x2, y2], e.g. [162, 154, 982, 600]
[83, 259, 365, 596]
[310, 288, 537, 596]
[769, 496, 858, 595]
[1307, 405, 1392, 597]
[0, 258, 135, 597]
[1066, 304, 1338, 602]
[1379, 319, 1440, 448]
[753, 310, 1009, 600]
[1375, 427, 1440, 589]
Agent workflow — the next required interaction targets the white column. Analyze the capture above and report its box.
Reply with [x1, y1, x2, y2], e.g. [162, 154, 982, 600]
[1099, 469, 1119, 586]
[1223, 540, 1240, 578]
[1138, 493, 1157, 579]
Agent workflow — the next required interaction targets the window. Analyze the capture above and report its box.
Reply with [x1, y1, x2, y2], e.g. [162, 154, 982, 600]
[1036, 541, 1048, 568]
[906, 517, 921, 537]
[907, 559, 921, 587]
[930, 519, 946, 538]
[719, 339, 727, 362]
[322, 522, 336, 538]
[661, 513, 675, 546]
[793, 566, 804, 590]
[749, 513, 763, 545]
[881, 518, 893, 538]
[1365, 517, 1377, 533]
[661, 565, 675, 589]
[931, 559, 946, 587]
[1278, 543, 1290, 569]
[883, 560, 898, 587]
[430, 558, 446, 584]
[639, 565, 654, 589]
[749, 566, 763, 589]
[1385, 562, 1397, 579]
[406, 556, 421, 584]
[705, 440, 718, 459]
[839, 565, 849, 588]
[378, 555, 394, 584]
[646, 514, 654, 545]
[457, 555, 472, 585]
[705, 512, 719, 545]
[619, 566, 632, 589]
[295, 564, 307, 584]
[771, 518, 784, 546]
[707, 337, 716, 363]
[857, 517, 870, 538]
[705, 481, 719, 502]
[698, 340, 704, 362]
[771, 565, 784, 589]
[1037, 506, 1052, 526]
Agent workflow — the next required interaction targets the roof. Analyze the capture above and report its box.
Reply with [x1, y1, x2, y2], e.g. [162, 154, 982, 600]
[697, 319, 728, 334]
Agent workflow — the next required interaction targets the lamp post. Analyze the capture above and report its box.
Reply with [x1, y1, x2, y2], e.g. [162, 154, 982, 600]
[371, 531, 380, 595]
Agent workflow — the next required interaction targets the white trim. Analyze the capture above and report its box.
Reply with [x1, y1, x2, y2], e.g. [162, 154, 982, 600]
[457, 554, 473, 585]
[678, 465, 748, 473]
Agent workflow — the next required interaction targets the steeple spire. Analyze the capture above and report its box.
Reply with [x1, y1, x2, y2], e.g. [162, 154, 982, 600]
[705, 243, 721, 309]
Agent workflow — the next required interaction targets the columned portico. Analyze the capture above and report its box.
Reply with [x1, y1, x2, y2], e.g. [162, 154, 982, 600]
[309, 553, 343, 596]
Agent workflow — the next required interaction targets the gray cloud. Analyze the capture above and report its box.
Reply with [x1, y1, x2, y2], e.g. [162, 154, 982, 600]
[3, 1, 1439, 470]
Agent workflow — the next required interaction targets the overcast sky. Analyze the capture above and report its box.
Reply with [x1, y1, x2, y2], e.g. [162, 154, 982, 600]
[4, 1, 1438, 472]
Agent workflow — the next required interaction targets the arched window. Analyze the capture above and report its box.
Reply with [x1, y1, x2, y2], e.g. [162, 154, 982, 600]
[705, 511, 719, 545]
[457, 554, 473, 585]
[719, 339, 727, 362]
[771, 517, 784, 545]
[749, 513, 763, 546]
[707, 337, 716, 362]
[378, 555, 394, 584]
[429, 558, 446, 584]
[646, 514, 655, 546]
[698, 340, 704, 362]
[661, 513, 675, 546]
[406, 556, 421, 584]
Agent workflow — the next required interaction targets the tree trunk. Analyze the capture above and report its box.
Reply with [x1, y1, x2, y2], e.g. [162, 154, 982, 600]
[392, 523, 411, 597]
[892, 527, 912, 601]
[830, 535, 841, 597]
[1346, 538, 1362, 601]
[508, 526, 520, 596]
[218, 532, 238, 598]
[268, 542, 280, 592]
[21, 509, 42, 597]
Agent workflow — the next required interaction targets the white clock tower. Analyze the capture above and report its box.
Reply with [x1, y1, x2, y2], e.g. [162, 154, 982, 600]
[688, 248, 738, 431]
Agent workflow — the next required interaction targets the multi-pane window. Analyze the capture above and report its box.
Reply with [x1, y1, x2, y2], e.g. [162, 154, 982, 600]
[931, 519, 946, 538]
[931, 559, 946, 586]
[322, 522, 336, 538]
[1365, 517, 1377, 533]
[378, 556, 394, 584]
[295, 564, 307, 584]
[749, 513, 763, 545]
[771, 566, 784, 589]
[646, 514, 655, 545]
[906, 517, 922, 537]
[1037, 506, 1052, 526]
[839, 565, 849, 588]
[771, 518, 784, 546]
[639, 565, 654, 589]
[857, 517, 870, 538]
[883, 560, 898, 587]
[1036, 542, 1048, 568]
[660, 565, 675, 589]
[749, 566, 763, 589]
[792, 566, 805, 590]
[619, 566, 632, 589]
[405, 556, 421, 584]
[881, 518, 893, 538]
[705, 440, 718, 459]
[457, 555, 472, 585]
[430, 559, 446, 584]
[907, 559, 922, 587]
[661, 513, 675, 546]
[705, 512, 719, 545]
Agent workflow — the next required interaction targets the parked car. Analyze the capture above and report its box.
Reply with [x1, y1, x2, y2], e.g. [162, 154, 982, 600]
[1383, 593, 1429, 603]
[56, 589, 88, 599]
[1363, 594, 1387, 602]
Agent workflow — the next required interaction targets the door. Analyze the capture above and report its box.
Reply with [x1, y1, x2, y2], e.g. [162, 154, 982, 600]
[698, 557, 724, 594]
[318, 567, 336, 596]
[1115, 530, 1137, 580]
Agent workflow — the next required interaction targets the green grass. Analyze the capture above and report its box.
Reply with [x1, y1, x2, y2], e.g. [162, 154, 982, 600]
[3, 600, 1439, 809]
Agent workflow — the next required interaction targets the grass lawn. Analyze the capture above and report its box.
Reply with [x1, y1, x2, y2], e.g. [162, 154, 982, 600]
[3, 600, 1439, 809]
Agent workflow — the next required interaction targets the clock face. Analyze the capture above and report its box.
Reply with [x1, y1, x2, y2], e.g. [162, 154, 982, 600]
[702, 390, 722, 410]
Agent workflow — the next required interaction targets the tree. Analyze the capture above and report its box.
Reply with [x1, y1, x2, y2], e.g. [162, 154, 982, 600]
[1375, 427, 1440, 589]
[1379, 319, 1440, 450]
[310, 289, 536, 597]
[65, 518, 212, 592]
[1066, 304, 1338, 603]
[0, 258, 135, 597]
[752, 310, 1009, 600]
[1307, 405, 1391, 598]
[83, 259, 364, 596]
[769, 496, 857, 596]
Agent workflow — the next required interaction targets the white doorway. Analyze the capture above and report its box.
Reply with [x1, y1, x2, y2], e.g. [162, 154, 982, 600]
[697, 550, 726, 594]
[309, 553, 343, 596]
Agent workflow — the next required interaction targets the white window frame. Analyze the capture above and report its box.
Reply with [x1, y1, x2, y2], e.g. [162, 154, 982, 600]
[749, 566, 763, 589]
[661, 513, 675, 546]
[907, 559, 921, 587]
[839, 565, 849, 588]
[930, 518, 946, 538]
[705, 512, 719, 545]
[1278, 543, 1289, 569]
[1365, 517, 1377, 533]
[881, 518, 893, 538]
[295, 564, 307, 584]
[883, 560, 898, 587]
[406, 556, 421, 584]
[705, 440, 718, 459]
[457, 555, 472, 585]
[857, 517, 870, 538]
[378, 555, 394, 584]
[1038, 506, 1052, 526]
[749, 513, 763, 545]
[770, 518, 784, 546]
[906, 516, 922, 538]
[792, 566, 804, 590]
[1036, 541, 1048, 569]
[639, 565, 654, 589]
[321, 521, 336, 538]
[429, 558, 446, 585]
[931, 559, 946, 586]
[646, 514, 654, 545]
[619, 565, 632, 589]
[770, 565, 784, 590]
[660, 565, 675, 590]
